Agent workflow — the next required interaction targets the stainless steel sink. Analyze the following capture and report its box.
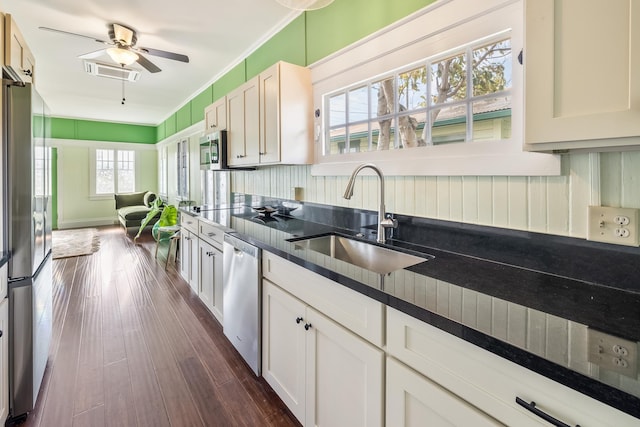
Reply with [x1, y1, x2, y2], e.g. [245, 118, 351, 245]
[289, 234, 432, 275]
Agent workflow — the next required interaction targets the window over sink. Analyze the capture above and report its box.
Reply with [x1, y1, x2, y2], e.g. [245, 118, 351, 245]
[325, 37, 512, 155]
[311, 0, 559, 177]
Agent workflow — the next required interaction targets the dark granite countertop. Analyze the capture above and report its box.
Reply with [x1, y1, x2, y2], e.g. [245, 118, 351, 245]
[181, 201, 640, 419]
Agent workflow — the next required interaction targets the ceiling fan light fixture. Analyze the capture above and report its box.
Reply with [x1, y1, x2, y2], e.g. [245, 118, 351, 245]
[275, 0, 334, 11]
[107, 47, 139, 66]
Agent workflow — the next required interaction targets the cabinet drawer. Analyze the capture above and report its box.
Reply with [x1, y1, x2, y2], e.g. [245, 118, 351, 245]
[387, 307, 637, 427]
[263, 251, 384, 347]
[180, 212, 199, 234]
[199, 221, 224, 248]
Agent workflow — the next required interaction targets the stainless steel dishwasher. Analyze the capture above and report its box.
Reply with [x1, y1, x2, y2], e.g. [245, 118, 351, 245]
[222, 233, 261, 376]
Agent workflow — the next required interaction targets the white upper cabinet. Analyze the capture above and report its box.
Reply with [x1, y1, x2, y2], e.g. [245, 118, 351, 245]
[4, 14, 35, 84]
[204, 97, 227, 132]
[524, 0, 640, 151]
[227, 77, 260, 166]
[227, 61, 313, 167]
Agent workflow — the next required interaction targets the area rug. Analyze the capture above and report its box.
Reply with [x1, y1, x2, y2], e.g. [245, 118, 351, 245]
[52, 228, 101, 259]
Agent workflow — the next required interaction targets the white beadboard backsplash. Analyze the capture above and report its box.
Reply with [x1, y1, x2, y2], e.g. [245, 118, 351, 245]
[231, 151, 640, 239]
[230, 151, 640, 396]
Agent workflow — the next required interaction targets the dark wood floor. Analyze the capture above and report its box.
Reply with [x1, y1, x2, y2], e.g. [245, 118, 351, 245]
[24, 226, 299, 427]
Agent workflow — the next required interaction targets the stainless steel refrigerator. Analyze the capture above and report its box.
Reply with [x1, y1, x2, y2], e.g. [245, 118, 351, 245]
[2, 81, 53, 422]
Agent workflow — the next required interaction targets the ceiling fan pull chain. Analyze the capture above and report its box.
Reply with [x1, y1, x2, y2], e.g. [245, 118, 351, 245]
[121, 64, 126, 105]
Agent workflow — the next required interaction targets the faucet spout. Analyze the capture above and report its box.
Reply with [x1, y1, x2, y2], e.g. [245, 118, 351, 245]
[343, 163, 397, 244]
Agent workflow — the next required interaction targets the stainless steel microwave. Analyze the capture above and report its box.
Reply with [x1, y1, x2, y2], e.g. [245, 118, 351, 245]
[200, 130, 228, 170]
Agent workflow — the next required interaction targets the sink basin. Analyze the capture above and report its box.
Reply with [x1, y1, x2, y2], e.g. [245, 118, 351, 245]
[288, 234, 432, 275]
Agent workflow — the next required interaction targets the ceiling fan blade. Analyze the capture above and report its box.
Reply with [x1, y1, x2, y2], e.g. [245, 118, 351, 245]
[136, 46, 189, 63]
[38, 26, 111, 45]
[136, 53, 161, 73]
[111, 23, 135, 46]
[78, 49, 108, 59]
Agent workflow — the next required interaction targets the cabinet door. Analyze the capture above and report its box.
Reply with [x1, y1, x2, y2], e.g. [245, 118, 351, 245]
[259, 64, 281, 164]
[525, 0, 640, 150]
[188, 234, 199, 293]
[0, 298, 8, 423]
[4, 15, 34, 83]
[305, 306, 384, 427]
[387, 357, 504, 427]
[262, 280, 307, 424]
[205, 97, 227, 132]
[0, 264, 6, 300]
[179, 231, 190, 282]
[227, 78, 260, 166]
[198, 239, 215, 313]
[211, 245, 223, 322]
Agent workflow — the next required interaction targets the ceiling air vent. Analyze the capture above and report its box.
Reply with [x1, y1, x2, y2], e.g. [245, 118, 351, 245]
[83, 61, 141, 82]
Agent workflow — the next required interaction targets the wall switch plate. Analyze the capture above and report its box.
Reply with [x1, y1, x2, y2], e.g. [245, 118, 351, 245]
[587, 206, 640, 247]
[587, 328, 638, 378]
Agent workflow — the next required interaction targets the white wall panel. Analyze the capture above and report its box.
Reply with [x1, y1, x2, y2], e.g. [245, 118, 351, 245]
[230, 152, 640, 241]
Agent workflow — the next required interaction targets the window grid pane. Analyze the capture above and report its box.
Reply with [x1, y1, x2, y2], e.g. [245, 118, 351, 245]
[324, 36, 512, 152]
[95, 149, 135, 195]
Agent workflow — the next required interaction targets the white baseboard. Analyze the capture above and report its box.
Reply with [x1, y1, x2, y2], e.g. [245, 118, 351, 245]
[57, 217, 118, 230]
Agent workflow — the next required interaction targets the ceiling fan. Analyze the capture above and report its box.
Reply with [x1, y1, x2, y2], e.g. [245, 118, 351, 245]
[39, 23, 189, 73]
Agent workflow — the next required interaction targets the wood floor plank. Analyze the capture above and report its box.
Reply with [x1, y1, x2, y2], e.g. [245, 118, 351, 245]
[22, 226, 299, 427]
[114, 276, 171, 427]
[74, 296, 104, 415]
[71, 405, 105, 427]
[103, 359, 138, 427]
[177, 356, 236, 426]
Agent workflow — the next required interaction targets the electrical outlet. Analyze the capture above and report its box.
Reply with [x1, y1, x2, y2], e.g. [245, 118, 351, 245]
[587, 206, 640, 246]
[587, 328, 638, 378]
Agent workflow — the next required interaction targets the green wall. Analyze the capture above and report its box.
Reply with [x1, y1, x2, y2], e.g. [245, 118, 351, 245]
[51, 117, 156, 144]
[155, 0, 436, 142]
[49, 0, 436, 143]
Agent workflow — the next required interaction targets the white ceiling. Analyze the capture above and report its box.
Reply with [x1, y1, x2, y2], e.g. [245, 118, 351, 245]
[0, 0, 299, 125]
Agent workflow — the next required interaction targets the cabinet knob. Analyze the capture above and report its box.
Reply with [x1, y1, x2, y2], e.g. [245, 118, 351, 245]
[304, 323, 312, 331]
[296, 317, 303, 324]
[206, 251, 214, 257]
[0, 330, 3, 338]
[236, 154, 246, 159]
[23, 69, 32, 76]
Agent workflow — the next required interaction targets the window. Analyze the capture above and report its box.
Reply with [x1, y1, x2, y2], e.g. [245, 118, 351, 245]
[310, 0, 559, 176]
[325, 37, 512, 155]
[177, 139, 189, 200]
[159, 146, 168, 199]
[92, 148, 135, 196]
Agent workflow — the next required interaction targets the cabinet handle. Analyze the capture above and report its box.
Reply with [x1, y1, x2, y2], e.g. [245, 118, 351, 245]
[23, 69, 32, 76]
[259, 152, 265, 155]
[0, 330, 3, 338]
[236, 154, 246, 159]
[206, 251, 214, 257]
[515, 397, 580, 427]
[304, 323, 312, 331]
[296, 317, 303, 324]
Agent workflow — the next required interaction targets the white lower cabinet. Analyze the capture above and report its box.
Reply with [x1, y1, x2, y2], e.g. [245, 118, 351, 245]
[179, 229, 199, 294]
[262, 279, 384, 427]
[387, 307, 639, 427]
[198, 238, 223, 322]
[0, 297, 8, 422]
[386, 357, 503, 426]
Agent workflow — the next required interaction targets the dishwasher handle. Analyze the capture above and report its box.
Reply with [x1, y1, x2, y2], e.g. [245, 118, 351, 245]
[224, 233, 260, 258]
